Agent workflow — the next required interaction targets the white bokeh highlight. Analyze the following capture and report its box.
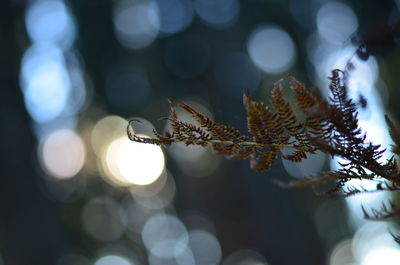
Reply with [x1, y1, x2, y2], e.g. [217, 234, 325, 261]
[247, 25, 296, 74]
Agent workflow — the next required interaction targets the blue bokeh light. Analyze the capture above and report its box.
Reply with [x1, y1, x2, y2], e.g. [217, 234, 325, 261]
[142, 213, 189, 259]
[25, 0, 76, 49]
[21, 44, 71, 123]
[156, 0, 194, 36]
[113, 0, 160, 50]
[194, 0, 240, 29]
[186, 230, 222, 265]
[94, 255, 133, 265]
[316, 2, 358, 45]
[247, 25, 296, 74]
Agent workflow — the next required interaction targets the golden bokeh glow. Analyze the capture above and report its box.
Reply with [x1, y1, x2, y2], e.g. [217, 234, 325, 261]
[104, 135, 165, 186]
[91, 115, 127, 156]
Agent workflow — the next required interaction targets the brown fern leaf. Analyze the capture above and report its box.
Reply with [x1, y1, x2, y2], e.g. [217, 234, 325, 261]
[362, 200, 400, 220]
[289, 76, 326, 137]
[389, 231, 400, 244]
[130, 96, 314, 175]
[297, 70, 400, 188]
[128, 72, 400, 197]
[176, 102, 246, 142]
[271, 80, 302, 137]
[282, 149, 308, 162]
[327, 179, 400, 197]
[288, 75, 320, 110]
[128, 69, 400, 242]
[243, 91, 285, 144]
[127, 120, 174, 145]
[327, 70, 361, 141]
[271, 80, 312, 161]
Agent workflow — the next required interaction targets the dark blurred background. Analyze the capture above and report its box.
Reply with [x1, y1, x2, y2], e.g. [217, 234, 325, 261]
[2, 0, 400, 264]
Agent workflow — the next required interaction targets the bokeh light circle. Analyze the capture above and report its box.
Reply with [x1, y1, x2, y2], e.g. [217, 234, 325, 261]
[94, 255, 133, 265]
[223, 249, 268, 265]
[113, 0, 160, 50]
[81, 197, 126, 242]
[40, 129, 85, 179]
[187, 229, 222, 265]
[21, 44, 71, 123]
[247, 25, 296, 74]
[360, 247, 400, 265]
[25, 0, 76, 48]
[104, 135, 165, 186]
[329, 239, 355, 265]
[91, 115, 128, 157]
[142, 213, 188, 258]
[156, 0, 194, 35]
[194, 0, 240, 29]
[353, 222, 400, 265]
[316, 2, 358, 45]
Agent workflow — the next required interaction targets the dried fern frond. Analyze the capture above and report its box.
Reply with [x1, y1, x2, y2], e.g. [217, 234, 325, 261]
[128, 68, 400, 242]
[129, 71, 400, 182]
[131, 90, 316, 172]
[129, 70, 400, 206]
[390, 231, 400, 244]
[362, 200, 400, 221]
